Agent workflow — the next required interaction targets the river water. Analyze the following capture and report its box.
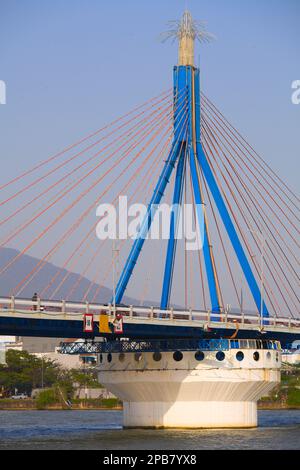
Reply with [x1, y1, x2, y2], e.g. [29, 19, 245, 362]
[0, 410, 299, 450]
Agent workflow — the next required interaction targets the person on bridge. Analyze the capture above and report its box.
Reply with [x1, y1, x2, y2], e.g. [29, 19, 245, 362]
[32, 292, 38, 311]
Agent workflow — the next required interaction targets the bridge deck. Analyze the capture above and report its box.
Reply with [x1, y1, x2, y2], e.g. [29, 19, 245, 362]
[0, 297, 299, 347]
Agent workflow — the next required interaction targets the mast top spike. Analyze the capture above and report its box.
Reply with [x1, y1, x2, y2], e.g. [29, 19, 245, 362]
[161, 10, 215, 66]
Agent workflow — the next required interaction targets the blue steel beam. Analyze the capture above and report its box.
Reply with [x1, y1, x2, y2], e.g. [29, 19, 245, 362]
[0, 314, 298, 346]
[160, 145, 186, 309]
[196, 143, 269, 318]
[189, 146, 221, 312]
[173, 66, 188, 142]
[114, 138, 184, 304]
[114, 61, 269, 319]
[114, 67, 189, 305]
[193, 70, 269, 317]
[188, 66, 222, 313]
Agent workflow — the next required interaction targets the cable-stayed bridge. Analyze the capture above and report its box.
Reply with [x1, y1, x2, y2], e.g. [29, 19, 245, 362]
[0, 12, 299, 351]
[0, 81, 298, 345]
[1, 9, 299, 428]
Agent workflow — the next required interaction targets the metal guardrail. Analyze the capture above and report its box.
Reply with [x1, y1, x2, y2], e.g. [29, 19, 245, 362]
[59, 338, 282, 355]
[0, 296, 299, 330]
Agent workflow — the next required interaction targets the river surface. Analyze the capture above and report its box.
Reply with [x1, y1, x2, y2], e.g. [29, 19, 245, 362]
[0, 410, 299, 450]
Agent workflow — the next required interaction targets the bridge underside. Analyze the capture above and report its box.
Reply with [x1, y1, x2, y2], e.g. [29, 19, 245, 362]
[0, 314, 298, 348]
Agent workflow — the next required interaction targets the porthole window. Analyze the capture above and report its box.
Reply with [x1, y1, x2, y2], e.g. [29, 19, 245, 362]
[236, 351, 244, 362]
[266, 352, 271, 360]
[216, 351, 225, 361]
[153, 352, 162, 362]
[253, 351, 260, 362]
[107, 353, 112, 363]
[276, 352, 279, 363]
[173, 351, 183, 362]
[134, 352, 142, 362]
[195, 351, 205, 361]
[119, 353, 125, 362]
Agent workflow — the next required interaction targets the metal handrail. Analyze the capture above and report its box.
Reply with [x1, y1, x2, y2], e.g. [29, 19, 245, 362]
[0, 296, 299, 329]
[59, 338, 282, 355]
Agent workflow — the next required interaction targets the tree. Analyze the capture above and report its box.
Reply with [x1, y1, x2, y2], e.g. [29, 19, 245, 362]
[0, 350, 100, 400]
[70, 368, 99, 398]
[0, 350, 61, 396]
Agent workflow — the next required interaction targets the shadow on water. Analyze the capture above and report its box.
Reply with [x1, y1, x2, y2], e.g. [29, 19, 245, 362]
[0, 410, 299, 450]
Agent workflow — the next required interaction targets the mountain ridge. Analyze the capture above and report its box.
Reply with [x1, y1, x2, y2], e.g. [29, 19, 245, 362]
[0, 247, 159, 307]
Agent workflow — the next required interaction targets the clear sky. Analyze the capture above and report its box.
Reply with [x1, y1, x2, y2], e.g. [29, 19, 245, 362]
[0, 0, 299, 309]
[0, 0, 299, 188]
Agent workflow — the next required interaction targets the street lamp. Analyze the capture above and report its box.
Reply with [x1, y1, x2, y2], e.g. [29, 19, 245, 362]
[249, 229, 265, 328]
[112, 239, 119, 317]
[41, 355, 44, 389]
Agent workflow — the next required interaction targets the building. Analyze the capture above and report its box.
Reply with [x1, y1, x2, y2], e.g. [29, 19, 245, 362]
[2, 336, 97, 369]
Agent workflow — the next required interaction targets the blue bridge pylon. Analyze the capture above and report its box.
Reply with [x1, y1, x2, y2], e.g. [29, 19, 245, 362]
[113, 64, 269, 319]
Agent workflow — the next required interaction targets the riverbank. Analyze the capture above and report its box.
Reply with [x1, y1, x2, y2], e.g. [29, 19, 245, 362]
[0, 398, 299, 411]
[0, 398, 122, 411]
[258, 403, 300, 410]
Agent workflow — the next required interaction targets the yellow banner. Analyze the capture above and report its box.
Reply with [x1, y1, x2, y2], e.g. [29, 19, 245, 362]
[99, 314, 111, 334]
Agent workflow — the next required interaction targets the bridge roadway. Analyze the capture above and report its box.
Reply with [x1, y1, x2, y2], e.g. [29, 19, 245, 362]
[0, 297, 299, 347]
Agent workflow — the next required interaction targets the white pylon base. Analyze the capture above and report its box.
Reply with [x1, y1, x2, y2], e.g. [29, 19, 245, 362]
[98, 345, 281, 429]
[123, 401, 257, 429]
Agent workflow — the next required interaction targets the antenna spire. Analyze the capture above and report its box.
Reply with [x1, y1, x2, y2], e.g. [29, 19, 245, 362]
[161, 10, 215, 66]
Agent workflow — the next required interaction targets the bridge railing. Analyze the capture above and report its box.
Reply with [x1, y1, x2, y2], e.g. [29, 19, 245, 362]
[59, 338, 282, 355]
[0, 296, 299, 330]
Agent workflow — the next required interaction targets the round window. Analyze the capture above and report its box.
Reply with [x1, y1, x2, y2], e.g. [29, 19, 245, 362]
[107, 353, 112, 363]
[216, 351, 225, 361]
[134, 352, 142, 362]
[236, 351, 244, 362]
[195, 351, 205, 361]
[119, 353, 125, 362]
[173, 351, 183, 362]
[266, 352, 271, 360]
[253, 351, 260, 362]
[153, 352, 162, 362]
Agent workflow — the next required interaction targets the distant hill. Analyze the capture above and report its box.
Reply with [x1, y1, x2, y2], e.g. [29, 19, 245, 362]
[0, 247, 155, 306]
[0, 248, 247, 314]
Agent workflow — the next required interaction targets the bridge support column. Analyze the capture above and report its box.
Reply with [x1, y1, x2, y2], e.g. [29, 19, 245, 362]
[123, 401, 257, 429]
[98, 344, 281, 429]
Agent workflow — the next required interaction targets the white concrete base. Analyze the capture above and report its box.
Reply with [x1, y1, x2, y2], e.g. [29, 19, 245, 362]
[98, 348, 281, 429]
[123, 401, 257, 429]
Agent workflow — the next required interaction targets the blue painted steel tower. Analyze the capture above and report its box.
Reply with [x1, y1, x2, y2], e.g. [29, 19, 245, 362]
[113, 11, 269, 318]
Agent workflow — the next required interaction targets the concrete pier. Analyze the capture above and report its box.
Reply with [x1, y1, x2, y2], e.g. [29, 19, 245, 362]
[98, 342, 281, 428]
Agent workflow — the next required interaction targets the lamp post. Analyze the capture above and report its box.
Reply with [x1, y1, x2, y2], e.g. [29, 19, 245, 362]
[112, 239, 119, 318]
[240, 274, 243, 315]
[41, 355, 44, 389]
[249, 229, 265, 328]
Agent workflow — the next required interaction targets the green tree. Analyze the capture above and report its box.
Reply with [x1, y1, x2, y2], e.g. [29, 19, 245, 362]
[36, 388, 58, 409]
[0, 350, 101, 402]
[70, 368, 98, 397]
[0, 350, 60, 396]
